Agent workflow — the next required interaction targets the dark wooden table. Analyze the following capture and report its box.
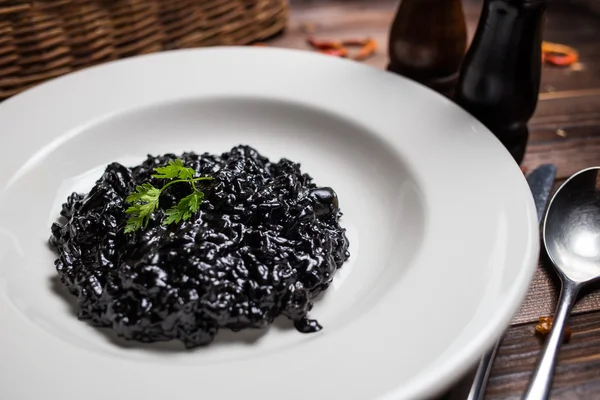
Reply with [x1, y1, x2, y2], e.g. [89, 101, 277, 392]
[268, 1, 600, 398]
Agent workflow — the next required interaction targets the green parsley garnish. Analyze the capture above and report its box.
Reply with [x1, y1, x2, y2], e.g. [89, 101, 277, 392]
[124, 159, 212, 233]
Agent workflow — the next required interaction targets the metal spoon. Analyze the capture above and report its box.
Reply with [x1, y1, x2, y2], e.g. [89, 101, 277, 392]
[523, 167, 600, 400]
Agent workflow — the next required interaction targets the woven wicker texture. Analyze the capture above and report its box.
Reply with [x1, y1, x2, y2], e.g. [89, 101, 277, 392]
[0, 0, 289, 99]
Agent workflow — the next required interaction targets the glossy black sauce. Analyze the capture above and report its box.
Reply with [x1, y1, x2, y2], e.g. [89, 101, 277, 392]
[49, 145, 350, 348]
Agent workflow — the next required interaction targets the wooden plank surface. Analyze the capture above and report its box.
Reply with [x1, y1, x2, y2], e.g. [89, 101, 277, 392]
[270, 0, 600, 399]
[485, 311, 600, 399]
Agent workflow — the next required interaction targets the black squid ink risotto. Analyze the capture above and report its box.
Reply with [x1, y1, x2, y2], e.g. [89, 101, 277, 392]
[49, 145, 350, 348]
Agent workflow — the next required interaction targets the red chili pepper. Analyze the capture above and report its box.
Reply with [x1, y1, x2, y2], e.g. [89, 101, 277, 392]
[353, 38, 377, 61]
[307, 37, 343, 50]
[319, 48, 349, 58]
[307, 36, 378, 61]
[542, 41, 579, 67]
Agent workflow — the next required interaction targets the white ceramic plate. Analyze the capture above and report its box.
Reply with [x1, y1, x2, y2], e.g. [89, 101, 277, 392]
[0, 47, 538, 400]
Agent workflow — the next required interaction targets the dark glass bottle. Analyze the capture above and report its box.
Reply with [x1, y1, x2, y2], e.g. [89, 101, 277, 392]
[387, 0, 467, 97]
[454, 0, 547, 164]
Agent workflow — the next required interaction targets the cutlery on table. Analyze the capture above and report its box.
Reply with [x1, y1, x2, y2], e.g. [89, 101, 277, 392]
[523, 167, 600, 400]
[465, 164, 557, 400]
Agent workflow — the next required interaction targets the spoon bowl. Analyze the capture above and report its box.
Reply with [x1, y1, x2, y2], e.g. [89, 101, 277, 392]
[524, 166, 600, 400]
[544, 167, 600, 283]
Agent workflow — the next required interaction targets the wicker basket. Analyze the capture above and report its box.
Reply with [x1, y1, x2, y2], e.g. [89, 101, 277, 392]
[0, 0, 289, 100]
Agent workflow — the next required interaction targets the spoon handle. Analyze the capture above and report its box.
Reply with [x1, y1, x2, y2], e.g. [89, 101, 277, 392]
[522, 279, 580, 400]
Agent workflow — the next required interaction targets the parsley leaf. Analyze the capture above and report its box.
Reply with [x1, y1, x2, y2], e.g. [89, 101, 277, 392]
[152, 159, 196, 180]
[124, 183, 161, 233]
[163, 191, 204, 225]
[124, 159, 212, 233]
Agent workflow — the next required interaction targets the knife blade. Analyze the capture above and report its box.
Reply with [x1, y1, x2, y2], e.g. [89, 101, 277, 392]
[463, 164, 557, 400]
[527, 164, 558, 224]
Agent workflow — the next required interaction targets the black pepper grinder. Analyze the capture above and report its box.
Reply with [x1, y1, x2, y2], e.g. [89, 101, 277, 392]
[387, 0, 467, 97]
[454, 0, 547, 165]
